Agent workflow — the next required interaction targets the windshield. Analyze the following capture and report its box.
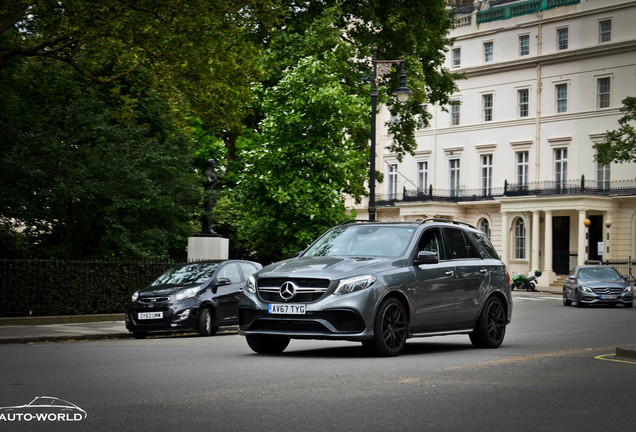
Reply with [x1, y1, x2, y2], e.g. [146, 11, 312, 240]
[151, 263, 219, 286]
[578, 267, 622, 281]
[303, 225, 415, 258]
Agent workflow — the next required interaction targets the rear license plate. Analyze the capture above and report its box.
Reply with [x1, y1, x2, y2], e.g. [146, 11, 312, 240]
[268, 304, 306, 315]
[138, 312, 163, 320]
[600, 295, 617, 300]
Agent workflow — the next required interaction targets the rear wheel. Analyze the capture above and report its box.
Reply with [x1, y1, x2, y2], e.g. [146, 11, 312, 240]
[363, 297, 407, 357]
[245, 335, 290, 354]
[470, 296, 506, 348]
[563, 289, 572, 306]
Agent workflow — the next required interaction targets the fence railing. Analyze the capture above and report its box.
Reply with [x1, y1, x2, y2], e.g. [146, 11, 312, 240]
[586, 258, 636, 285]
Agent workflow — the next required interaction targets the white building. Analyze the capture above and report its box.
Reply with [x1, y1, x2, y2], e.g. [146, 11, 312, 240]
[349, 0, 636, 286]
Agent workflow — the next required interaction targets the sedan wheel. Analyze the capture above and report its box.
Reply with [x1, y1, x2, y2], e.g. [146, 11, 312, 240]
[575, 291, 585, 308]
[563, 289, 572, 306]
[470, 296, 506, 348]
[364, 298, 407, 357]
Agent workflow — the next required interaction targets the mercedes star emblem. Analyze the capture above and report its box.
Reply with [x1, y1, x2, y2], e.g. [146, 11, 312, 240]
[279, 281, 297, 300]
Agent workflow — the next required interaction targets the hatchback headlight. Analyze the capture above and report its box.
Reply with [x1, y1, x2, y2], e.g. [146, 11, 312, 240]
[334, 275, 376, 295]
[244, 275, 257, 294]
[175, 287, 199, 301]
[131, 291, 139, 302]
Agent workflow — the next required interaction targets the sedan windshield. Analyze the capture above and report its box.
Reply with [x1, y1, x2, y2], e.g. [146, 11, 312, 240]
[578, 267, 622, 281]
[304, 225, 415, 258]
[151, 263, 219, 286]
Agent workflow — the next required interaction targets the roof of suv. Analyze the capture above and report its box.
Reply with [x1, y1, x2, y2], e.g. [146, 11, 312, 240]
[340, 218, 476, 229]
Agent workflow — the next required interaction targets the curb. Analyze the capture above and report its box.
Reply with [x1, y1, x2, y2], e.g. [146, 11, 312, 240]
[0, 314, 125, 326]
[0, 332, 132, 345]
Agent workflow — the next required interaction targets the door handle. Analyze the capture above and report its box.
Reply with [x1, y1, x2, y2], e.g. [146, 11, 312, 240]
[480, 268, 488, 274]
[445, 270, 454, 276]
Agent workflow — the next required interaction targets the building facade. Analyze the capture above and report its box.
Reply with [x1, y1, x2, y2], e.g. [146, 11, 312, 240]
[349, 0, 636, 286]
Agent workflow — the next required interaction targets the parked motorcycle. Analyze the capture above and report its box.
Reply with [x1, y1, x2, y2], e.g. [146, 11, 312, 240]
[512, 270, 542, 291]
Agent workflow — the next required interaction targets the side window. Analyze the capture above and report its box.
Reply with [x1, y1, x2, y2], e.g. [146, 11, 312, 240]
[217, 263, 242, 283]
[443, 228, 469, 259]
[239, 262, 259, 280]
[466, 230, 500, 259]
[417, 228, 446, 260]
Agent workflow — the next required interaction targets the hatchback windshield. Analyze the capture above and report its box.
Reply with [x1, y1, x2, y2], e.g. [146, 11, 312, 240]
[304, 225, 416, 257]
[151, 263, 219, 286]
[578, 267, 622, 281]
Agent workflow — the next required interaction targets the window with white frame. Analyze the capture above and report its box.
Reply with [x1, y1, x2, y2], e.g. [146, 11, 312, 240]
[516, 151, 529, 186]
[481, 155, 493, 196]
[556, 83, 568, 113]
[483, 41, 493, 62]
[480, 218, 491, 239]
[514, 218, 526, 260]
[519, 34, 530, 56]
[557, 28, 568, 50]
[597, 77, 611, 109]
[482, 94, 493, 122]
[554, 148, 568, 188]
[597, 158, 610, 190]
[417, 161, 428, 194]
[452, 48, 461, 68]
[449, 159, 460, 197]
[387, 162, 398, 200]
[599, 19, 612, 43]
[450, 99, 461, 126]
[518, 88, 529, 118]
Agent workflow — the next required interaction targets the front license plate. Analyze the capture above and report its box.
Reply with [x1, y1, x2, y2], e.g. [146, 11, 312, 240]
[600, 295, 617, 300]
[138, 312, 163, 320]
[268, 304, 306, 315]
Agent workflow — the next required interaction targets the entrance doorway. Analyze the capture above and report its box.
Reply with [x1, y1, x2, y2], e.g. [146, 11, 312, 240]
[588, 215, 603, 262]
[553, 216, 570, 274]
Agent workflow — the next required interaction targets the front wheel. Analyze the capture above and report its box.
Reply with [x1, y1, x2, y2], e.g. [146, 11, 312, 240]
[563, 290, 572, 306]
[363, 297, 408, 357]
[245, 335, 290, 354]
[197, 308, 219, 336]
[470, 296, 507, 348]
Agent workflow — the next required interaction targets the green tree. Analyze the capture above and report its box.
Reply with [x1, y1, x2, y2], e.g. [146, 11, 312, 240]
[594, 97, 636, 164]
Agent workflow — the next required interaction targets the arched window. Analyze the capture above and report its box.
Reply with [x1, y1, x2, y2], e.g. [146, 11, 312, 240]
[479, 218, 491, 239]
[514, 218, 526, 260]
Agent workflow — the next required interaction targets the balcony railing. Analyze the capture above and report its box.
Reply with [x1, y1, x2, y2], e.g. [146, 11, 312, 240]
[375, 176, 636, 205]
[476, 0, 581, 25]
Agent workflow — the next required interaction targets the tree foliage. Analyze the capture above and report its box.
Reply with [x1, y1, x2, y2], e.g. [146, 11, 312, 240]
[594, 97, 636, 164]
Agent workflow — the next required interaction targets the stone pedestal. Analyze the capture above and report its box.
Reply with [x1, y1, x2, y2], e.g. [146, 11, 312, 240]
[187, 236, 229, 261]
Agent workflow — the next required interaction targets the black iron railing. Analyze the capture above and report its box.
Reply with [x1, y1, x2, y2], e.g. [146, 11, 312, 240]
[375, 176, 636, 205]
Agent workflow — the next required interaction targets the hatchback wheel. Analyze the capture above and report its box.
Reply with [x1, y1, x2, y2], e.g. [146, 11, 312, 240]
[198, 308, 219, 336]
[133, 331, 147, 339]
[245, 335, 290, 354]
[470, 296, 506, 348]
[364, 298, 407, 357]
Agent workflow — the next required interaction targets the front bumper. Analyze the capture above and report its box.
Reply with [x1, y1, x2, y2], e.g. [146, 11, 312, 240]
[125, 304, 199, 332]
[577, 289, 633, 306]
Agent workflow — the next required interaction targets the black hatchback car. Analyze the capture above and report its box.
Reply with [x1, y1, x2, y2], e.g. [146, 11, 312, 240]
[126, 260, 261, 339]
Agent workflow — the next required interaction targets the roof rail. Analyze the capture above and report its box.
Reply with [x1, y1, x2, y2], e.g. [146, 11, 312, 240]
[338, 219, 369, 226]
[419, 218, 476, 229]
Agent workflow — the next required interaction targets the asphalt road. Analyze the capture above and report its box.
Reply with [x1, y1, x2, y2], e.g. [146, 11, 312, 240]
[1, 292, 634, 432]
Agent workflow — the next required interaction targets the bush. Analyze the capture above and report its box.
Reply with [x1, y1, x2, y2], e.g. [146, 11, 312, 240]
[0, 259, 175, 316]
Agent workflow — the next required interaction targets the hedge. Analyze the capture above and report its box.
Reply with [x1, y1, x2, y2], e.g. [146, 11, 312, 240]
[0, 259, 176, 317]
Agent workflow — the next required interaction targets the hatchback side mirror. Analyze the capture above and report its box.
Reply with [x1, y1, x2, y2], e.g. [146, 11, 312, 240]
[416, 251, 439, 265]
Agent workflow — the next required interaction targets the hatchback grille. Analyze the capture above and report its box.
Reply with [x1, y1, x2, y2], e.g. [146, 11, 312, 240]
[257, 278, 331, 303]
[139, 296, 170, 304]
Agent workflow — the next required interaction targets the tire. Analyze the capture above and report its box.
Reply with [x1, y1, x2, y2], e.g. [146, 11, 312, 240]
[626, 302, 633, 308]
[563, 289, 572, 306]
[575, 291, 585, 308]
[245, 335, 290, 354]
[363, 297, 408, 357]
[198, 308, 219, 336]
[469, 296, 507, 349]
[133, 331, 147, 339]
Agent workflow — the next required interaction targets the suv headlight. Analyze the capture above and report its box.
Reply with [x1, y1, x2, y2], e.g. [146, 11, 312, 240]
[579, 285, 593, 293]
[624, 286, 633, 293]
[175, 287, 199, 301]
[131, 291, 139, 302]
[334, 275, 376, 295]
[244, 275, 257, 294]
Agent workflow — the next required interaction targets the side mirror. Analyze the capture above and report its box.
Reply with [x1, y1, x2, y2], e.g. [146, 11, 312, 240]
[568, 275, 575, 280]
[415, 251, 439, 265]
[216, 277, 232, 286]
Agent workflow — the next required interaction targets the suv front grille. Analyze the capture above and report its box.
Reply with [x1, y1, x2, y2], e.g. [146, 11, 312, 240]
[257, 278, 330, 303]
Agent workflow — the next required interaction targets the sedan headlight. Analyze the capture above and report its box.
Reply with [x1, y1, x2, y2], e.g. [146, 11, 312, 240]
[175, 287, 199, 301]
[579, 285, 593, 293]
[334, 275, 377, 295]
[244, 275, 257, 294]
[131, 291, 139, 302]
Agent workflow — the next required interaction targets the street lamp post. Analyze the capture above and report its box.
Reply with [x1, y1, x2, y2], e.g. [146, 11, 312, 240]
[584, 218, 591, 263]
[369, 45, 412, 221]
[605, 219, 612, 262]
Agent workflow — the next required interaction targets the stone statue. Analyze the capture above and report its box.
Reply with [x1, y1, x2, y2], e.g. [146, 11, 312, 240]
[201, 159, 219, 236]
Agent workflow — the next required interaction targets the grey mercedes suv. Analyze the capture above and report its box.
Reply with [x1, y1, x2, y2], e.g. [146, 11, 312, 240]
[238, 219, 512, 356]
